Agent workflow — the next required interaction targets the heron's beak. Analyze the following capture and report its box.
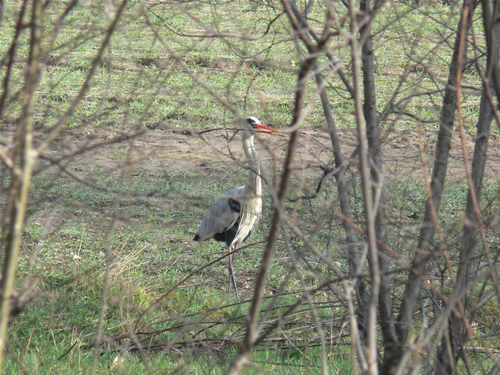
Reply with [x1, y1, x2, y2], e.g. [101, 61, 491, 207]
[255, 123, 279, 135]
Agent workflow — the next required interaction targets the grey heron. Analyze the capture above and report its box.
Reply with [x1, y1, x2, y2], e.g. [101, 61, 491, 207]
[193, 117, 278, 291]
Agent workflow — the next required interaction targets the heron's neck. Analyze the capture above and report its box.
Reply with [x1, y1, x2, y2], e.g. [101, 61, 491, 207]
[242, 133, 262, 196]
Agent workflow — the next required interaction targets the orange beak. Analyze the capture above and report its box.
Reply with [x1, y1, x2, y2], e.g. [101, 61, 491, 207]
[254, 123, 279, 135]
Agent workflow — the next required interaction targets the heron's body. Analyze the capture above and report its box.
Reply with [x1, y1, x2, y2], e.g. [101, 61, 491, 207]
[193, 117, 276, 290]
[194, 185, 262, 246]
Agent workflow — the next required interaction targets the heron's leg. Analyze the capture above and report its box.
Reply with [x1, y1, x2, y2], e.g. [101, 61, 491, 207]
[228, 245, 237, 292]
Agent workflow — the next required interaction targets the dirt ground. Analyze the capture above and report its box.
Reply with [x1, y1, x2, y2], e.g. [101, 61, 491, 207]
[1, 122, 499, 188]
[44, 125, 500, 183]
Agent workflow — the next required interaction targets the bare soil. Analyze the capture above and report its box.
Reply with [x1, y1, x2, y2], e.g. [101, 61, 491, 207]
[45, 125, 500, 182]
[1, 122, 499, 191]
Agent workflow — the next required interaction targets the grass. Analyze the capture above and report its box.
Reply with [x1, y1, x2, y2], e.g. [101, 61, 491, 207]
[7, 160, 358, 372]
[2, 0, 489, 132]
[1, 0, 499, 373]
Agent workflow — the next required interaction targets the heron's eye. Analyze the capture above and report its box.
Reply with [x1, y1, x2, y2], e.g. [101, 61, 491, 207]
[246, 118, 256, 127]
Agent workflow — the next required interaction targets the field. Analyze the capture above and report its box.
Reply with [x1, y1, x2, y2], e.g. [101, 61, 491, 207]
[0, 0, 499, 374]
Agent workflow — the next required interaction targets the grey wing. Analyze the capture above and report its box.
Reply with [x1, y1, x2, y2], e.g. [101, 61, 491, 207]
[194, 186, 244, 241]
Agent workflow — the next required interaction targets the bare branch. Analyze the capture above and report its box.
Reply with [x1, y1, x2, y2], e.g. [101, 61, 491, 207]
[0, 0, 43, 368]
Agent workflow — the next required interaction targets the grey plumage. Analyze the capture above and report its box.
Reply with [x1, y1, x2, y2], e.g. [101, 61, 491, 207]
[193, 117, 277, 291]
[194, 186, 253, 245]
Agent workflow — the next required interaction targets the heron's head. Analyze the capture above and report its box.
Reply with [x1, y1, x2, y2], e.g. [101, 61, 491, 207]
[245, 117, 278, 135]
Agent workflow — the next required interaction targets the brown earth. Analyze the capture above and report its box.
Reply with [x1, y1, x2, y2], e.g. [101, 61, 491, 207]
[43, 125, 500, 183]
[1, 122, 499, 191]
